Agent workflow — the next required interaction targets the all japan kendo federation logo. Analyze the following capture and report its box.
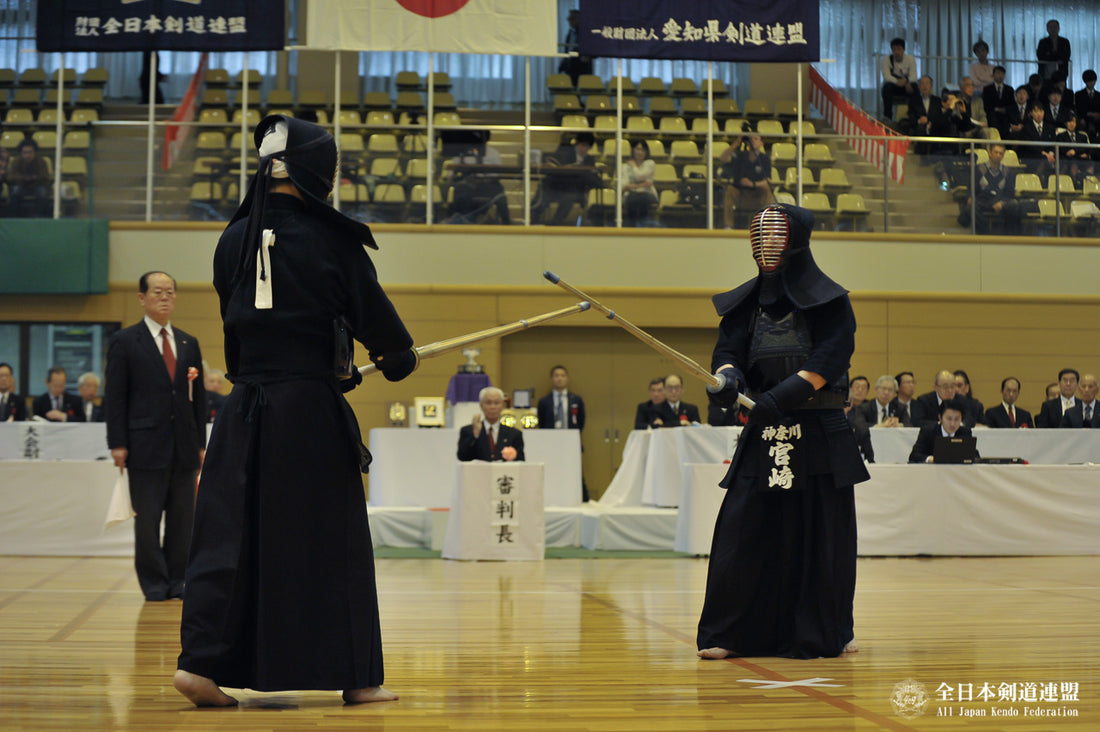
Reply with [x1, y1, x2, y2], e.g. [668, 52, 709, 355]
[397, 0, 470, 18]
[890, 678, 930, 718]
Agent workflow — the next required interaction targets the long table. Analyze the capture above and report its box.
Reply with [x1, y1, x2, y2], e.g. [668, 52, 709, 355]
[604, 426, 1100, 508]
[676, 463, 1100, 556]
[368, 427, 583, 507]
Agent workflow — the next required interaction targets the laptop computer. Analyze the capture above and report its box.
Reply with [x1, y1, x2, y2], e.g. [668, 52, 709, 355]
[933, 435, 978, 464]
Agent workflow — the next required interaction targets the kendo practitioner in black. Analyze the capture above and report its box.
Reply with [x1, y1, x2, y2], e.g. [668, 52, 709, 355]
[174, 115, 417, 706]
[697, 204, 869, 660]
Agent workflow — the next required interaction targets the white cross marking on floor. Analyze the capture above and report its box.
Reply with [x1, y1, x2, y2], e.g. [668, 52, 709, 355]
[737, 677, 843, 689]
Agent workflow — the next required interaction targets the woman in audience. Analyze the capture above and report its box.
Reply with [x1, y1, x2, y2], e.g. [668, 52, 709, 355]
[620, 139, 657, 227]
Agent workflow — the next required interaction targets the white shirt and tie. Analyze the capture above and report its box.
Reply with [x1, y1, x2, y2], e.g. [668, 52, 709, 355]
[144, 315, 176, 375]
[553, 390, 569, 428]
[1082, 401, 1095, 425]
[1001, 401, 1018, 427]
[877, 400, 891, 423]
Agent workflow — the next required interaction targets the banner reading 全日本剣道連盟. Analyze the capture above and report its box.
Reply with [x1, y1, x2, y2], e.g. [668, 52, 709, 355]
[35, 0, 284, 52]
[578, 0, 819, 62]
[306, 0, 557, 56]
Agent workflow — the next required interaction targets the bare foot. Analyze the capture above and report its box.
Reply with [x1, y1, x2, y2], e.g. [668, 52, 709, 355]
[342, 686, 399, 704]
[842, 639, 860, 654]
[173, 669, 238, 707]
[697, 647, 736, 659]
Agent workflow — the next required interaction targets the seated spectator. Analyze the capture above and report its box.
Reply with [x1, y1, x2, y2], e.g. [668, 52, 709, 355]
[456, 386, 524, 462]
[1045, 382, 1061, 402]
[1005, 85, 1031, 139]
[962, 143, 1020, 234]
[31, 366, 84, 422]
[953, 369, 985, 426]
[906, 76, 943, 141]
[443, 132, 511, 225]
[1073, 69, 1100, 137]
[719, 131, 774, 229]
[1035, 368, 1079, 427]
[908, 397, 978, 463]
[984, 377, 1034, 428]
[892, 371, 916, 426]
[982, 65, 1015, 138]
[858, 375, 903, 427]
[634, 377, 667, 430]
[7, 139, 51, 218]
[0, 361, 27, 421]
[1013, 103, 1056, 179]
[1025, 74, 1044, 105]
[204, 367, 227, 423]
[956, 77, 993, 139]
[911, 369, 957, 428]
[1060, 373, 1099, 428]
[659, 374, 701, 426]
[969, 40, 996, 90]
[77, 372, 104, 422]
[620, 139, 657, 227]
[1055, 113, 1093, 185]
[848, 375, 870, 412]
[532, 132, 599, 226]
[881, 37, 917, 118]
[1043, 86, 1072, 128]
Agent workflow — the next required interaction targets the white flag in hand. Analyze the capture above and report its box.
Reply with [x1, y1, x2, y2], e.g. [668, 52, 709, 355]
[104, 470, 135, 531]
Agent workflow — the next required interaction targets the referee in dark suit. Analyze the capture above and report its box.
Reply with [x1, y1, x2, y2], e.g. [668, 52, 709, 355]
[106, 271, 206, 602]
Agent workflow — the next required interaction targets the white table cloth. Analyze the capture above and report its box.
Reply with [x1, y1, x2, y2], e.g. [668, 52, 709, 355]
[677, 463, 1100, 556]
[368, 428, 581, 507]
[442, 462, 545, 560]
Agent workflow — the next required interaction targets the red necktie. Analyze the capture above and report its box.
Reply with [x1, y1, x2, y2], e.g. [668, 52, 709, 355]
[161, 328, 176, 378]
[1008, 405, 1015, 427]
[487, 425, 496, 455]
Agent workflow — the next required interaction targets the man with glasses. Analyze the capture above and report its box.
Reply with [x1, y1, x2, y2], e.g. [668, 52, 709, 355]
[911, 369, 958, 428]
[105, 271, 206, 602]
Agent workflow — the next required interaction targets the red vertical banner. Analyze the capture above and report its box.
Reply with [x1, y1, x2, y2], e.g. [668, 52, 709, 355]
[162, 53, 208, 171]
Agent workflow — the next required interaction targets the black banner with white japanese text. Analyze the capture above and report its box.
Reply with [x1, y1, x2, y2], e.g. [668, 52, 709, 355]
[578, 0, 819, 62]
[36, 0, 285, 52]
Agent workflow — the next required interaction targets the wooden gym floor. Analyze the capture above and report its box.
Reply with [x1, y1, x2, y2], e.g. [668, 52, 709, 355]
[0, 554, 1096, 730]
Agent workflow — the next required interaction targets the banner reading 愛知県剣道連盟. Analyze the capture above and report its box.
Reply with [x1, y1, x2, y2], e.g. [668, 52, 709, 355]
[578, 0, 819, 62]
[35, 0, 284, 52]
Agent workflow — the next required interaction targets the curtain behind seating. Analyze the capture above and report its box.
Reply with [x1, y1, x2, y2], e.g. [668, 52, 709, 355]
[820, 0, 1100, 112]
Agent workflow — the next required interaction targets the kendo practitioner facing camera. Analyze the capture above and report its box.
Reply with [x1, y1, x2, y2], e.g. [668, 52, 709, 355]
[175, 115, 417, 707]
[698, 204, 869, 660]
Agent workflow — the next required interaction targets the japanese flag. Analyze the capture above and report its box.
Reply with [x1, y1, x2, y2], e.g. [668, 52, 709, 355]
[307, 0, 558, 56]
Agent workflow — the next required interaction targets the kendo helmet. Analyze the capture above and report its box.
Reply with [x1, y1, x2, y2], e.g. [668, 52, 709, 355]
[748, 203, 814, 273]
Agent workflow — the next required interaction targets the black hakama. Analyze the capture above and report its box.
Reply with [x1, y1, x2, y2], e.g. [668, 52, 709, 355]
[697, 292, 868, 659]
[178, 194, 412, 690]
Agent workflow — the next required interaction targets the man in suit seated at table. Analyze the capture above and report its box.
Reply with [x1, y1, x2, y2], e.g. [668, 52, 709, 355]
[31, 366, 85, 422]
[532, 132, 600, 226]
[658, 374, 701, 426]
[858, 375, 904, 428]
[891, 371, 916, 427]
[908, 398, 976, 463]
[457, 386, 524, 462]
[0, 362, 27, 421]
[76, 372, 105, 422]
[634, 377, 668, 429]
[911, 369, 957, 428]
[984, 377, 1034, 428]
[1035, 368, 1079, 427]
[1061, 373, 1099, 428]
